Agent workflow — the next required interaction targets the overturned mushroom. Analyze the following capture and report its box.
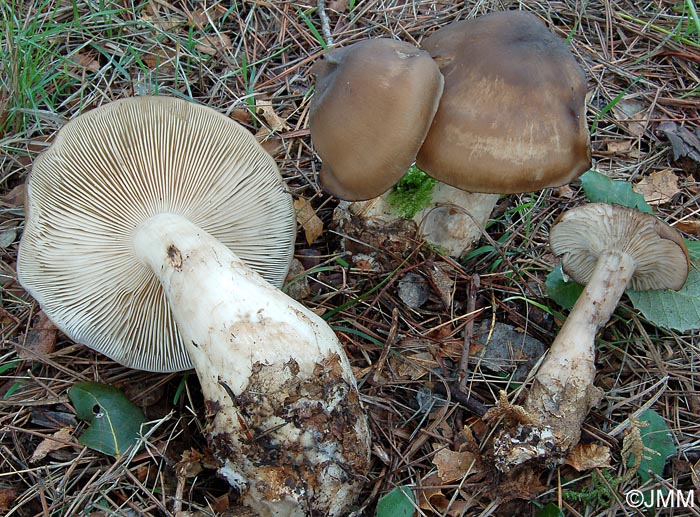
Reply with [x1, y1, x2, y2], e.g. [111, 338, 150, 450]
[495, 203, 689, 469]
[17, 96, 370, 516]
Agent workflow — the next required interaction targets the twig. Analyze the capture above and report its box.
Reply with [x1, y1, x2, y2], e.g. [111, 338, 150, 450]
[458, 274, 479, 393]
[317, 0, 334, 46]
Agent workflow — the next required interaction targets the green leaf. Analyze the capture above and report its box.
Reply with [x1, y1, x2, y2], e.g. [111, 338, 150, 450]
[68, 381, 147, 458]
[536, 502, 564, 517]
[628, 409, 677, 484]
[627, 241, 700, 331]
[580, 170, 652, 213]
[376, 486, 415, 517]
[546, 263, 584, 310]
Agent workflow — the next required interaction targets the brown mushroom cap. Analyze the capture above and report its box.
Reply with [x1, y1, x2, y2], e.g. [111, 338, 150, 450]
[416, 10, 591, 194]
[550, 203, 690, 291]
[310, 38, 444, 201]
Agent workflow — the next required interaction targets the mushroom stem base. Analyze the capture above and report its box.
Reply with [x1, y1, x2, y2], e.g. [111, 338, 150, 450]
[495, 251, 635, 469]
[133, 213, 371, 516]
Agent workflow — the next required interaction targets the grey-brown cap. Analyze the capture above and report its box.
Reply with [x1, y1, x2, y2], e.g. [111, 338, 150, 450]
[17, 96, 296, 372]
[310, 38, 444, 201]
[416, 10, 591, 194]
[550, 203, 689, 291]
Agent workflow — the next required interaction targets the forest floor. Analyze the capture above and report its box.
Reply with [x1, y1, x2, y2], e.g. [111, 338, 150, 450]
[1, 1, 699, 516]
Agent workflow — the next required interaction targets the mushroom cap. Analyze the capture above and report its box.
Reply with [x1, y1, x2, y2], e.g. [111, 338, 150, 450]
[550, 203, 690, 291]
[416, 10, 591, 194]
[310, 38, 444, 201]
[17, 96, 296, 372]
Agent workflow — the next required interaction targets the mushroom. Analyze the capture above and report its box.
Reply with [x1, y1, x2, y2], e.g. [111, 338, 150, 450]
[313, 12, 592, 259]
[417, 10, 591, 194]
[17, 96, 370, 516]
[309, 38, 444, 201]
[494, 203, 690, 468]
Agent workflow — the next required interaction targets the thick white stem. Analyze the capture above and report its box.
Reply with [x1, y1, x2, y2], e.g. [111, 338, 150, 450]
[495, 251, 637, 470]
[525, 250, 636, 448]
[133, 213, 370, 516]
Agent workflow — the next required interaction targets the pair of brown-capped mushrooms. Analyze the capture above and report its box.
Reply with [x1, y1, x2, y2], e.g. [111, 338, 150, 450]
[16, 9, 690, 515]
[309, 10, 690, 467]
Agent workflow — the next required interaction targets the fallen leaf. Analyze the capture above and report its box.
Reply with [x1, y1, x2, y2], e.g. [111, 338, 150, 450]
[418, 472, 445, 511]
[427, 262, 455, 308]
[656, 121, 700, 162]
[432, 448, 478, 483]
[674, 220, 700, 236]
[564, 442, 612, 471]
[284, 258, 311, 301]
[633, 169, 680, 205]
[0, 487, 17, 512]
[176, 448, 205, 478]
[71, 50, 101, 73]
[0, 228, 17, 248]
[1, 183, 25, 207]
[612, 98, 647, 136]
[692, 458, 700, 491]
[553, 184, 575, 199]
[395, 351, 435, 380]
[195, 32, 231, 55]
[18, 312, 57, 360]
[255, 99, 289, 132]
[294, 198, 323, 245]
[30, 427, 74, 462]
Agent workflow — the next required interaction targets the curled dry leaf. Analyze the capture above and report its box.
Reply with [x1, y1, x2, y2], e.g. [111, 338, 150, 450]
[255, 98, 289, 133]
[30, 427, 74, 463]
[294, 197, 324, 245]
[18, 311, 57, 360]
[564, 442, 612, 471]
[432, 447, 478, 483]
[633, 169, 680, 205]
[0, 487, 17, 512]
[674, 220, 700, 236]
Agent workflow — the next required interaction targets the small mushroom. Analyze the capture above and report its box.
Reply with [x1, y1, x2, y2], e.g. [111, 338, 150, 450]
[417, 10, 591, 193]
[310, 38, 444, 201]
[496, 203, 689, 468]
[17, 97, 370, 516]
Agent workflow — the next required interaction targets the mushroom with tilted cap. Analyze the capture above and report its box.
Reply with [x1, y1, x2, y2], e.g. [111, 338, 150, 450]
[493, 203, 690, 469]
[17, 96, 370, 516]
[310, 38, 444, 201]
[417, 10, 591, 194]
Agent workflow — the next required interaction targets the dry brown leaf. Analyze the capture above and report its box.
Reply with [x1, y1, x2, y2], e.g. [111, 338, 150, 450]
[195, 32, 231, 55]
[418, 472, 445, 511]
[674, 220, 700, 236]
[71, 51, 101, 73]
[428, 262, 455, 308]
[395, 351, 435, 380]
[176, 448, 205, 478]
[2, 183, 25, 208]
[294, 198, 323, 245]
[0, 487, 17, 512]
[18, 311, 57, 360]
[612, 98, 647, 136]
[564, 442, 612, 471]
[30, 427, 74, 463]
[692, 458, 700, 491]
[553, 184, 575, 199]
[633, 169, 680, 205]
[433, 447, 478, 483]
[255, 99, 289, 133]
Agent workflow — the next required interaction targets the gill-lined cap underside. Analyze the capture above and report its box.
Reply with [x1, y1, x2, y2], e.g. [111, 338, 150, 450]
[17, 96, 296, 372]
[549, 203, 689, 291]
